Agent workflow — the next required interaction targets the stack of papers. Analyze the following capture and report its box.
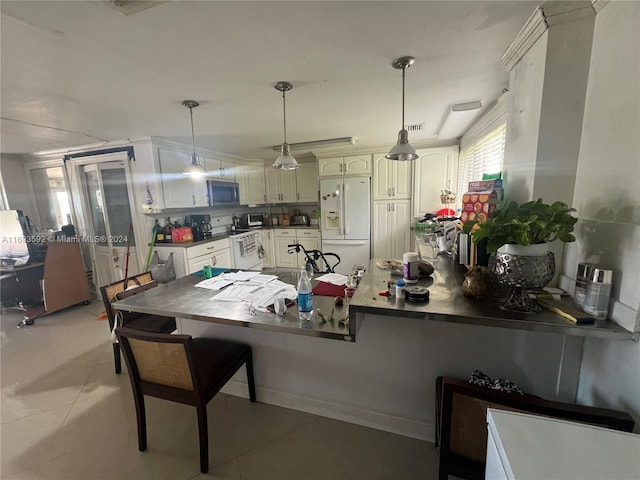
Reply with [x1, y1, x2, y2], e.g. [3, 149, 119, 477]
[194, 271, 297, 311]
[315, 273, 349, 285]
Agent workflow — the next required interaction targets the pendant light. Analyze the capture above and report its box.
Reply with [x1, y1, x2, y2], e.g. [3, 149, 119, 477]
[272, 81, 300, 170]
[182, 100, 206, 177]
[386, 56, 419, 161]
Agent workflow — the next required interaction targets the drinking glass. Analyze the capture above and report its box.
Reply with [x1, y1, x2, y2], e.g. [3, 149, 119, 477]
[274, 295, 287, 316]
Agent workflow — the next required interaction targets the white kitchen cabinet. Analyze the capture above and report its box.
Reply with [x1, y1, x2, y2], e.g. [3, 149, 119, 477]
[373, 153, 412, 200]
[157, 147, 208, 208]
[260, 229, 276, 268]
[152, 237, 231, 279]
[274, 228, 320, 268]
[372, 199, 410, 260]
[265, 168, 297, 203]
[204, 156, 235, 181]
[318, 155, 372, 177]
[412, 146, 459, 217]
[295, 162, 319, 202]
[238, 163, 266, 205]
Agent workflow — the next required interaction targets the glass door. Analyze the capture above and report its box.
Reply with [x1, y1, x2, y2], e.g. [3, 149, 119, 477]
[82, 162, 138, 287]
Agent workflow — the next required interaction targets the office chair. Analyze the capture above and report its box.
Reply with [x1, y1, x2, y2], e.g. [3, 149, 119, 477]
[436, 376, 635, 480]
[115, 326, 256, 473]
[100, 272, 177, 374]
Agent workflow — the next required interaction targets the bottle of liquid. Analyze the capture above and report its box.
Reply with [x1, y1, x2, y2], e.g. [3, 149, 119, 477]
[152, 219, 163, 243]
[583, 268, 612, 319]
[163, 217, 173, 243]
[297, 267, 314, 322]
[395, 280, 406, 299]
[154, 219, 165, 243]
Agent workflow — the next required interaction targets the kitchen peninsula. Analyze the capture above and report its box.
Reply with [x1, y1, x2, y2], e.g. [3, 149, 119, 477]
[111, 259, 637, 441]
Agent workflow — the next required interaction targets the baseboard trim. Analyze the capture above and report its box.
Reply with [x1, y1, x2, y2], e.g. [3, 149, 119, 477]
[221, 380, 435, 442]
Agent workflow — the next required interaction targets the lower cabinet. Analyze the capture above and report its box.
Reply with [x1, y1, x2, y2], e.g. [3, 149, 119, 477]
[372, 200, 411, 260]
[260, 229, 276, 269]
[151, 238, 231, 279]
[274, 229, 320, 268]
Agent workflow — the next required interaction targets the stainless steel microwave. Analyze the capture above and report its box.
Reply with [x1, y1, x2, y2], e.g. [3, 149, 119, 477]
[207, 180, 240, 207]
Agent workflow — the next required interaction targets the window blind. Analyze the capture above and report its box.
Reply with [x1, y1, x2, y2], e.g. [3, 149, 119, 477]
[457, 123, 506, 199]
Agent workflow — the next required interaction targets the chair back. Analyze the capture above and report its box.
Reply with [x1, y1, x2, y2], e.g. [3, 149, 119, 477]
[116, 327, 199, 394]
[99, 272, 155, 330]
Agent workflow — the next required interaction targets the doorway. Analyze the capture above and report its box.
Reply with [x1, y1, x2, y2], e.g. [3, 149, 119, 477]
[81, 162, 138, 288]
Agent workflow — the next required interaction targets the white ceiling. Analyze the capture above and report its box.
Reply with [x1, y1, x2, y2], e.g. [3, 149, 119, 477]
[1, 0, 539, 160]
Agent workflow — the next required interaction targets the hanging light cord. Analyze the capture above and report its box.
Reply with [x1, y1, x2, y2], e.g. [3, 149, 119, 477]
[189, 106, 196, 156]
[282, 89, 288, 144]
[401, 65, 406, 130]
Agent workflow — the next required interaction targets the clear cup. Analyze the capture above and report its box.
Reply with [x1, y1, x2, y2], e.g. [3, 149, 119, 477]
[274, 295, 287, 316]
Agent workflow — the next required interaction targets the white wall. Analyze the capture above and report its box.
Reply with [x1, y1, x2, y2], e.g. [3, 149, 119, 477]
[0, 155, 38, 220]
[562, 1, 640, 431]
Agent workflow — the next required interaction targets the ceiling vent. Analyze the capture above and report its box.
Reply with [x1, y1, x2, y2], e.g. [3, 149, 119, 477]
[105, 1, 168, 16]
[405, 123, 425, 132]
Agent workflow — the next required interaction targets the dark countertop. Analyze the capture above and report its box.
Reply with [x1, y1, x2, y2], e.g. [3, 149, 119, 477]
[348, 257, 636, 341]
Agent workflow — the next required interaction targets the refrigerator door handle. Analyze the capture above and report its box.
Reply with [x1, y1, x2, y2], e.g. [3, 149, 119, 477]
[343, 182, 349, 236]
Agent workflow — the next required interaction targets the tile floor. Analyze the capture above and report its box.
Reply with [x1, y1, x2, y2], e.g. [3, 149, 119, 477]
[1, 302, 439, 479]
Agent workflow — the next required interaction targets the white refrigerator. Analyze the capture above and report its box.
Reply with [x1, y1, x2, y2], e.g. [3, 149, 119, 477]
[320, 177, 371, 275]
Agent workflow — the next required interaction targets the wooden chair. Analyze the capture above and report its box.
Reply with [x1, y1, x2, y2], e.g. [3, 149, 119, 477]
[115, 326, 256, 473]
[436, 376, 635, 480]
[100, 272, 176, 374]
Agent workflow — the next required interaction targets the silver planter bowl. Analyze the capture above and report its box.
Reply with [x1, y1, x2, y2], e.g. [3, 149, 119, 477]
[489, 250, 555, 313]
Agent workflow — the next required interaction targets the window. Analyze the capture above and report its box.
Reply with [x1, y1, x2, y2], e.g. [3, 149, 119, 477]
[30, 166, 72, 230]
[456, 123, 506, 199]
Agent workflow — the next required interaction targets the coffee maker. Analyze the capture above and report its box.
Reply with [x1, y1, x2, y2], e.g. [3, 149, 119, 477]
[185, 214, 212, 241]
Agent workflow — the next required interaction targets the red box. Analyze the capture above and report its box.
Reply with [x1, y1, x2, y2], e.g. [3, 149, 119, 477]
[460, 190, 498, 224]
[171, 227, 193, 243]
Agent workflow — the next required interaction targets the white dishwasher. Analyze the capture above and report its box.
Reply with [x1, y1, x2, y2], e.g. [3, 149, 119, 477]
[229, 230, 263, 270]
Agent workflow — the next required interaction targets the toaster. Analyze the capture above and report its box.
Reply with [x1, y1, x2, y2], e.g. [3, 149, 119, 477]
[291, 214, 310, 226]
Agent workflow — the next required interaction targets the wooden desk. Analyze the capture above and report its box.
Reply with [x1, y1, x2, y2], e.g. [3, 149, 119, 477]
[1, 242, 90, 326]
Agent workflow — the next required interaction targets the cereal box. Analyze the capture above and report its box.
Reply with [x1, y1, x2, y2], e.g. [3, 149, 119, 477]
[460, 190, 498, 224]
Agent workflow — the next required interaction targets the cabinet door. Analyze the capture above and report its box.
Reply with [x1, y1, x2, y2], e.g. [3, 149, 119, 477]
[261, 230, 276, 268]
[392, 160, 412, 199]
[211, 248, 231, 268]
[158, 148, 199, 208]
[344, 155, 372, 175]
[265, 167, 281, 203]
[187, 253, 213, 274]
[372, 201, 392, 259]
[390, 200, 411, 259]
[296, 234, 319, 268]
[239, 164, 266, 205]
[275, 236, 298, 268]
[296, 163, 318, 202]
[373, 154, 393, 200]
[204, 157, 222, 179]
[280, 170, 297, 203]
[318, 157, 344, 177]
[413, 146, 458, 217]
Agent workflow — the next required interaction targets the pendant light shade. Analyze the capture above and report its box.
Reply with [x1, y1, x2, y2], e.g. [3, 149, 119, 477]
[386, 56, 419, 161]
[272, 81, 300, 170]
[181, 100, 206, 177]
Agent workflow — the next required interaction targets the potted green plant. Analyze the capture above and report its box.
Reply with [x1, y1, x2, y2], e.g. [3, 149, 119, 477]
[462, 198, 577, 254]
[462, 198, 577, 313]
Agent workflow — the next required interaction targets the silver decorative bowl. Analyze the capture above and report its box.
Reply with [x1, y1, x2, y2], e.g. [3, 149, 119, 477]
[489, 250, 555, 313]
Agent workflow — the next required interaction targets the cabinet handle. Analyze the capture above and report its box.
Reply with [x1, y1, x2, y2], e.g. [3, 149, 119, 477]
[221, 167, 225, 177]
[392, 187, 396, 196]
[297, 192, 300, 200]
[211, 255, 217, 266]
[392, 202, 395, 212]
[192, 194, 195, 205]
[340, 163, 343, 173]
[206, 246, 216, 250]
[264, 194, 267, 202]
[387, 187, 391, 197]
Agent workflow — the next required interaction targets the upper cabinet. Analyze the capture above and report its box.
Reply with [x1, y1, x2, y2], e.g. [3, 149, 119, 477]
[412, 146, 459, 217]
[318, 155, 372, 177]
[265, 167, 297, 203]
[372, 153, 412, 200]
[157, 147, 208, 208]
[295, 163, 319, 202]
[204, 157, 235, 181]
[238, 163, 266, 205]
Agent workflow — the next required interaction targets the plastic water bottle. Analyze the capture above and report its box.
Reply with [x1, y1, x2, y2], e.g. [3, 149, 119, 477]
[297, 267, 314, 321]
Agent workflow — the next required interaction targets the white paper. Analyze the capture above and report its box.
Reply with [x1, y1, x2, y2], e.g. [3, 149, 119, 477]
[246, 274, 278, 285]
[316, 273, 349, 285]
[224, 270, 261, 281]
[195, 278, 235, 290]
[211, 284, 260, 302]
